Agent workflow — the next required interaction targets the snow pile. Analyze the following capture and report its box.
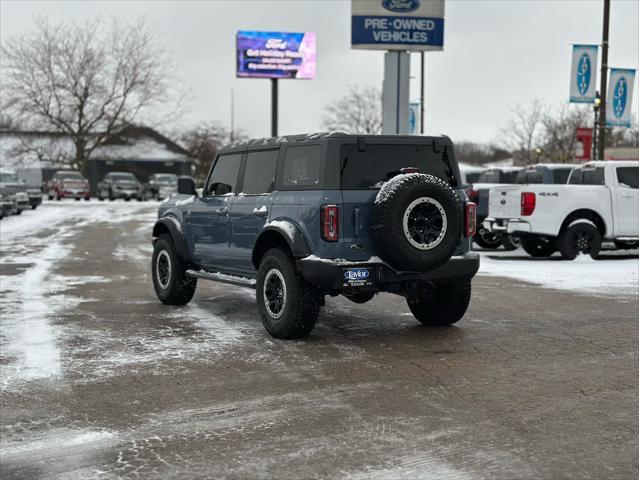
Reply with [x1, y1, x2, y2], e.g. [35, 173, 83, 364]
[478, 250, 638, 296]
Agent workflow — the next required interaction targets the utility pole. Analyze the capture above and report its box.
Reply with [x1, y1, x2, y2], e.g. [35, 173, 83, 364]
[230, 89, 235, 143]
[271, 79, 278, 137]
[420, 52, 425, 134]
[597, 0, 610, 160]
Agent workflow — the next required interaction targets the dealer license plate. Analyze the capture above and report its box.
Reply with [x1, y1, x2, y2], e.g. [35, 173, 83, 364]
[342, 267, 373, 287]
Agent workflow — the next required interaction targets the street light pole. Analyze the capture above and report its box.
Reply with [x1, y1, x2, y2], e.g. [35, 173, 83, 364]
[597, 0, 610, 159]
[420, 51, 425, 134]
[592, 92, 601, 159]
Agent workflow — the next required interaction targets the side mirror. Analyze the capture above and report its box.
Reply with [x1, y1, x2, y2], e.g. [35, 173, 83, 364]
[177, 176, 196, 195]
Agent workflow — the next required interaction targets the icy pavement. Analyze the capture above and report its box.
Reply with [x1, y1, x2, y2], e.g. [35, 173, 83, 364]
[477, 247, 639, 297]
[1, 201, 638, 479]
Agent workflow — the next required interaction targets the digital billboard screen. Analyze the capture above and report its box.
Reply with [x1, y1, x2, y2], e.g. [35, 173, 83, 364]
[236, 31, 316, 79]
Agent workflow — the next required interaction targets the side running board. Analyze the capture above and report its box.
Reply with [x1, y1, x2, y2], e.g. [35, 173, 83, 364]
[186, 269, 257, 289]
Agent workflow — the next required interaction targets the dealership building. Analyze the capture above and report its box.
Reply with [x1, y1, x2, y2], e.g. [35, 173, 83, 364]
[0, 126, 193, 193]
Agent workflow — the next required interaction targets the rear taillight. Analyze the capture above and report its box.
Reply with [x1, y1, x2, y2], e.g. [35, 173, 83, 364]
[467, 188, 479, 202]
[321, 205, 339, 242]
[465, 202, 476, 237]
[521, 192, 536, 216]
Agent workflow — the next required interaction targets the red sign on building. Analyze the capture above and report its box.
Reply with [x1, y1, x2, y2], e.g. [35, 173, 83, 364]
[575, 128, 593, 161]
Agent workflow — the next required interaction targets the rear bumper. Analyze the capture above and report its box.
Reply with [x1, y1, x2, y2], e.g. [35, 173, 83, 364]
[297, 253, 480, 291]
[61, 190, 90, 199]
[483, 218, 532, 234]
[28, 194, 43, 207]
[114, 190, 141, 199]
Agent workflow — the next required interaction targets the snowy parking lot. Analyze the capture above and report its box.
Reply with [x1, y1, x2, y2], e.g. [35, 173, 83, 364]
[1, 201, 638, 479]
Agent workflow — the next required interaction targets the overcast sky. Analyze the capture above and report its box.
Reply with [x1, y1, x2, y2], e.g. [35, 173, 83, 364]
[1, 0, 637, 144]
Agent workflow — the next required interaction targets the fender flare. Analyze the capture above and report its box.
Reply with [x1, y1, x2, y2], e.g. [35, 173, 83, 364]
[253, 221, 311, 267]
[153, 216, 189, 260]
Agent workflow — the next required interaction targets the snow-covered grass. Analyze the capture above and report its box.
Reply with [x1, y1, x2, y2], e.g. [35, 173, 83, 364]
[478, 248, 639, 297]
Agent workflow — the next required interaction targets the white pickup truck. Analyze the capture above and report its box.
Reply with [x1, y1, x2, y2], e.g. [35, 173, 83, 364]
[483, 161, 639, 259]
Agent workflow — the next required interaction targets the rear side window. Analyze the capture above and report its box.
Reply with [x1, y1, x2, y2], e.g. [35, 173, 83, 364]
[551, 168, 572, 184]
[281, 145, 322, 189]
[568, 167, 605, 185]
[616, 167, 639, 188]
[242, 150, 278, 194]
[340, 144, 455, 189]
[206, 154, 242, 195]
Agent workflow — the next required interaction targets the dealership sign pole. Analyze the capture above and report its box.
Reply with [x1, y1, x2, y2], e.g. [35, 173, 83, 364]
[236, 31, 317, 137]
[352, 0, 445, 135]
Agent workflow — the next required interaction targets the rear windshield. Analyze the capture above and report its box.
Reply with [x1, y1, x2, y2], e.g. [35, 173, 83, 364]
[479, 170, 519, 183]
[155, 174, 177, 184]
[110, 173, 137, 181]
[59, 172, 85, 180]
[340, 144, 455, 189]
[568, 167, 605, 185]
[515, 170, 543, 184]
[465, 172, 482, 183]
[551, 168, 572, 184]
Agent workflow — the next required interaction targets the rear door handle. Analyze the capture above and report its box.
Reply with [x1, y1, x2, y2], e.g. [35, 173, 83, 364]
[253, 205, 268, 217]
[216, 207, 228, 216]
[621, 193, 633, 198]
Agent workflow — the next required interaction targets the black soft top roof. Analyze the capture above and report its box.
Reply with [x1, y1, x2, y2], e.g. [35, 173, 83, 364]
[218, 132, 452, 154]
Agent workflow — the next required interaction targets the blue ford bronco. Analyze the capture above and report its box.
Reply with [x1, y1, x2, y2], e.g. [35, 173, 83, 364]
[151, 133, 479, 339]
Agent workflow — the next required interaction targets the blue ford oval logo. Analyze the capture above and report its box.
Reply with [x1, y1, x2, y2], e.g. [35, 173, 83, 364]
[382, 0, 421, 13]
[576, 53, 591, 95]
[344, 268, 370, 280]
[613, 76, 627, 119]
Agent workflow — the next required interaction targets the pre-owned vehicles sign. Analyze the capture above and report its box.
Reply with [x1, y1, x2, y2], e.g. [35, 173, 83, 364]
[351, 0, 445, 51]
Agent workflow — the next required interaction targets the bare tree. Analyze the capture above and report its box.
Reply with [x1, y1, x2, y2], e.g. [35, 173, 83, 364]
[499, 99, 546, 165]
[179, 123, 248, 183]
[321, 85, 382, 134]
[1, 15, 177, 173]
[541, 103, 590, 163]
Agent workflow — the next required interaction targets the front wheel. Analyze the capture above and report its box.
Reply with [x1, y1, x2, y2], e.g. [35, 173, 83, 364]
[558, 221, 601, 260]
[256, 248, 321, 339]
[407, 280, 472, 326]
[152, 234, 197, 305]
[520, 235, 556, 257]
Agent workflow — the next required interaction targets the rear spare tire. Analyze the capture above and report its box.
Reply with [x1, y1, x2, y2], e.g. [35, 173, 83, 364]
[372, 173, 461, 272]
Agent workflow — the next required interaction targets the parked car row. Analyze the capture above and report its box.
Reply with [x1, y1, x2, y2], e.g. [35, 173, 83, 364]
[0, 168, 43, 220]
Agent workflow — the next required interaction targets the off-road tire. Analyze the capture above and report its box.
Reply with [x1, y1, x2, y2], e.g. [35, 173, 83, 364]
[407, 280, 472, 326]
[558, 221, 602, 260]
[343, 291, 376, 304]
[372, 173, 461, 272]
[473, 227, 502, 249]
[152, 234, 197, 305]
[256, 248, 320, 339]
[520, 235, 556, 257]
[501, 234, 521, 251]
